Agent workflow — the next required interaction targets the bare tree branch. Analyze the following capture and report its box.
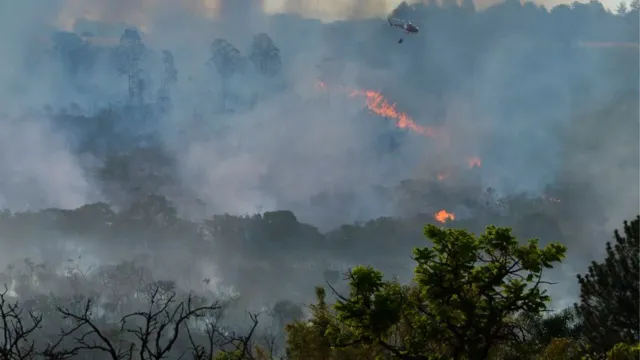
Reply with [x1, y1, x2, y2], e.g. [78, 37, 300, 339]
[0, 284, 43, 360]
[56, 298, 131, 360]
[118, 284, 223, 360]
[185, 321, 220, 360]
[214, 312, 261, 359]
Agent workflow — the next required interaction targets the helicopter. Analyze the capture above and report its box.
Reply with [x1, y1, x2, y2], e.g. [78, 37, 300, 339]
[388, 17, 419, 43]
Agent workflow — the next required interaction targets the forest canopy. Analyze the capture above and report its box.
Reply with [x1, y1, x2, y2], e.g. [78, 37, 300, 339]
[0, 202, 637, 359]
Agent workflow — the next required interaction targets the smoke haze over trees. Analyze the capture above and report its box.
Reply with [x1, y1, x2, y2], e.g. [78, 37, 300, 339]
[0, 0, 637, 358]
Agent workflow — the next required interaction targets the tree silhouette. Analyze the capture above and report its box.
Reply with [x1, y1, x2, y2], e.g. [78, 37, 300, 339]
[574, 216, 639, 354]
[51, 31, 93, 76]
[113, 28, 147, 103]
[248, 33, 282, 78]
[53, 282, 224, 360]
[0, 285, 42, 360]
[616, 1, 628, 15]
[157, 50, 178, 114]
[289, 224, 567, 360]
[207, 39, 246, 111]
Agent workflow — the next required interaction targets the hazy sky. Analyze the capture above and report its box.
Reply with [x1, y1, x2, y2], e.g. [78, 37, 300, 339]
[262, 0, 620, 20]
[54, 0, 621, 30]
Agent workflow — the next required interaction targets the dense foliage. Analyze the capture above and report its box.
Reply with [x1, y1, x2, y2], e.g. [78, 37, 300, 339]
[0, 197, 637, 358]
[575, 216, 639, 354]
[285, 219, 638, 360]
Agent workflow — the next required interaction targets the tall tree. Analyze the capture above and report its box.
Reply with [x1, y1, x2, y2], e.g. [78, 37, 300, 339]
[288, 224, 567, 359]
[248, 33, 282, 77]
[113, 28, 147, 103]
[207, 39, 246, 111]
[616, 1, 628, 15]
[494, 307, 584, 359]
[574, 216, 639, 355]
[157, 49, 178, 114]
[628, 0, 640, 42]
[51, 31, 94, 76]
[286, 287, 380, 360]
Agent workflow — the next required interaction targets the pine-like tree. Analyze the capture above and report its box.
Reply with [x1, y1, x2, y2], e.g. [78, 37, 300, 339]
[574, 216, 639, 354]
[616, 1, 628, 15]
[248, 33, 282, 77]
[207, 38, 245, 111]
[157, 50, 177, 114]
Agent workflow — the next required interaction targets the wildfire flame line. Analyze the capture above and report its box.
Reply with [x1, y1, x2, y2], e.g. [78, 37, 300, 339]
[316, 79, 484, 214]
[351, 89, 438, 138]
[316, 81, 438, 138]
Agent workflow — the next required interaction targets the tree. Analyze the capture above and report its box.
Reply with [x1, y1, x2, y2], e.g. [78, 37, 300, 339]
[248, 33, 282, 77]
[51, 31, 94, 76]
[461, 0, 476, 12]
[0, 283, 82, 360]
[207, 39, 246, 111]
[157, 50, 178, 114]
[53, 282, 223, 360]
[0, 285, 42, 360]
[0, 252, 274, 359]
[113, 28, 147, 103]
[208, 39, 245, 77]
[493, 308, 583, 359]
[98, 147, 178, 202]
[119, 194, 178, 229]
[523, 308, 582, 347]
[55, 202, 116, 235]
[616, 1, 628, 15]
[574, 216, 639, 355]
[604, 342, 640, 359]
[285, 287, 380, 360]
[210, 313, 263, 359]
[261, 210, 299, 244]
[293, 224, 566, 359]
[535, 338, 584, 360]
[94, 260, 154, 315]
[271, 300, 304, 330]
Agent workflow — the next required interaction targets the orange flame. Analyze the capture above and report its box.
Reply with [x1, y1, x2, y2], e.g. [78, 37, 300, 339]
[316, 80, 438, 138]
[434, 209, 455, 223]
[352, 90, 438, 138]
[437, 172, 450, 181]
[467, 156, 481, 168]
